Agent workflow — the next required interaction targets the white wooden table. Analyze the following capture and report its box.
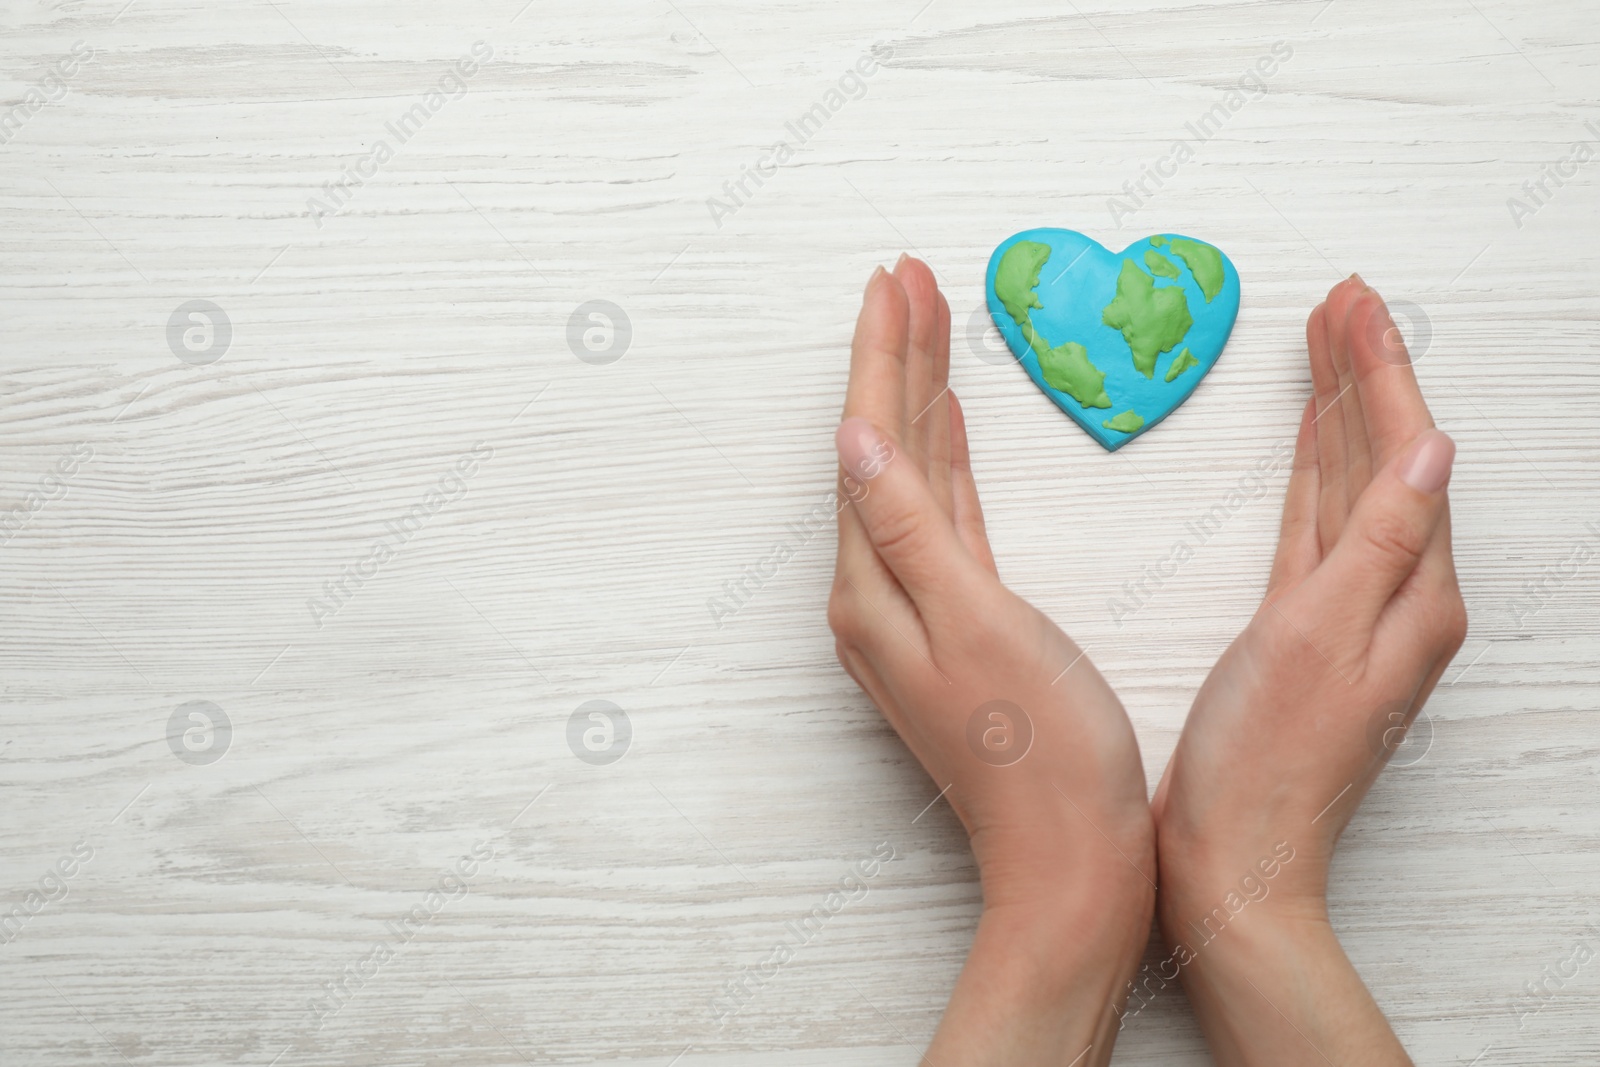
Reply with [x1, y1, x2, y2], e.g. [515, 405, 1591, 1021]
[3, 1, 1597, 1063]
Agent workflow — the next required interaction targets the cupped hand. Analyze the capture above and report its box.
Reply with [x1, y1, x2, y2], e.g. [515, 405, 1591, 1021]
[1152, 275, 1465, 1064]
[829, 258, 1153, 1063]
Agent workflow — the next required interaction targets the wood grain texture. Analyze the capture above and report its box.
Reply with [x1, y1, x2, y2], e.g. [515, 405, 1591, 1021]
[1, 0, 1597, 1063]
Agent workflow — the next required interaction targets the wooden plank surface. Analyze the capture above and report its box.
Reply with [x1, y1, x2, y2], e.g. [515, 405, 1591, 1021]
[1, 0, 1597, 1062]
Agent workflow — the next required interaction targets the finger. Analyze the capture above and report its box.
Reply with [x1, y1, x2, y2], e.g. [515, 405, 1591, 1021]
[1151, 757, 1174, 824]
[1373, 556, 1467, 682]
[896, 255, 938, 473]
[1267, 396, 1322, 596]
[843, 266, 910, 445]
[1418, 493, 1457, 580]
[1374, 497, 1466, 667]
[837, 414, 984, 615]
[828, 557, 930, 679]
[831, 447, 930, 672]
[1307, 303, 1351, 548]
[1346, 288, 1436, 471]
[1399, 470, 1457, 594]
[836, 268, 919, 629]
[1305, 429, 1456, 632]
[1327, 276, 1374, 504]
[947, 391, 997, 575]
[835, 463, 912, 615]
[924, 285, 954, 518]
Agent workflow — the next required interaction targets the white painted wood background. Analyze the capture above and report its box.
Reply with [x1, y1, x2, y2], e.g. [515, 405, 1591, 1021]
[2, 0, 1597, 1063]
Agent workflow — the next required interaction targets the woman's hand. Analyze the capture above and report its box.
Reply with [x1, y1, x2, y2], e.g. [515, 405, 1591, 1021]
[1152, 276, 1466, 1065]
[829, 258, 1154, 1065]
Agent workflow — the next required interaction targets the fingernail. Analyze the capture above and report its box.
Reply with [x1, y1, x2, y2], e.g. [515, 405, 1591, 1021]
[894, 253, 910, 270]
[1349, 272, 1365, 286]
[837, 416, 889, 481]
[1397, 429, 1455, 493]
[865, 265, 886, 295]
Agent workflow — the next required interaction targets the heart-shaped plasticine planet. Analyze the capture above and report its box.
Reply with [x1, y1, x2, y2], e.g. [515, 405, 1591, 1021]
[984, 229, 1240, 450]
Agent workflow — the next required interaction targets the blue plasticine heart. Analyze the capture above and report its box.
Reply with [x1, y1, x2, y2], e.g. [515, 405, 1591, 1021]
[984, 228, 1240, 451]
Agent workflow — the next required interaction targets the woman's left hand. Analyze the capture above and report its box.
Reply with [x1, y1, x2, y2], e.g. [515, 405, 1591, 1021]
[829, 256, 1153, 1065]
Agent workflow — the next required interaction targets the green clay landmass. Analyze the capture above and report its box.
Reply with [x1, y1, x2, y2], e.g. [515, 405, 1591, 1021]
[1150, 234, 1168, 247]
[1102, 259, 1193, 378]
[1102, 410, 1145, 433]
[1168, 239, 1225, 302]
[993, 241, 1053, 355]
[1164, 347, 1200, 382]
[994, 240, 1112, 409]
[1039, 341, 1111, 409]
[1144, 249, 1180, 279]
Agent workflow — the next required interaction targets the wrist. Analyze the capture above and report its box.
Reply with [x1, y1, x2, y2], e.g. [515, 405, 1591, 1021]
[929, 888, 1154, 1066]
[1158, 891, 1332, 985]
[1155, 830, 1329, 939]
[1156, 895, 1411, 1066]
[1155, 865, 1331, 1003]
[985, 867, 1156, 976]
[973, 793, 1156, 913]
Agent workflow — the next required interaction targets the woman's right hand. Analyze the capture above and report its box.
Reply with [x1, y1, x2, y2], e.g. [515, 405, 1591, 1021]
[1151, 275, 1467, 1065]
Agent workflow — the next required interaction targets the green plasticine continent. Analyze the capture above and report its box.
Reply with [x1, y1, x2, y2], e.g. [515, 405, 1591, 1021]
[1144, 249, 1180, 279]
[994, 240, 1112, 409]
[1102, 259, 1193, 379]
[1102, 410, 1145, 433]
[1169, 238, 1225, 302]
[1150, 234, 1168, 247]
[1039, 341, 1111, 409]
[1164, 347, 1200, 382]
[993, 241, 1053, 355]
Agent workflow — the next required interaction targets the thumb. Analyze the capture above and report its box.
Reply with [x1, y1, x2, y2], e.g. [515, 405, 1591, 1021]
[837, 415, 980, 612]
[1312, 428, 1455, 622]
